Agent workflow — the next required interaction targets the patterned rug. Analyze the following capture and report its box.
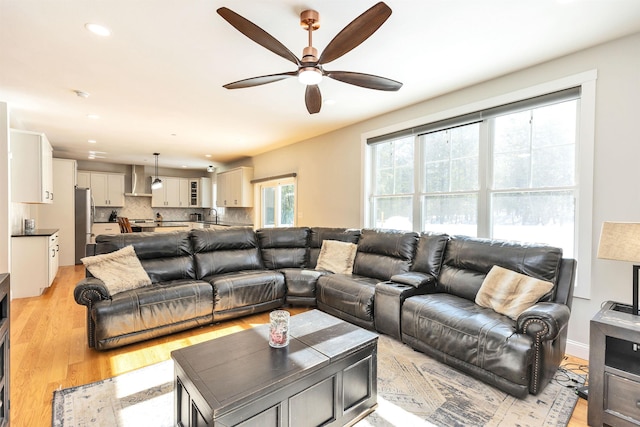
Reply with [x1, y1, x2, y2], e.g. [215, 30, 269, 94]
[52, 335, 581, 426]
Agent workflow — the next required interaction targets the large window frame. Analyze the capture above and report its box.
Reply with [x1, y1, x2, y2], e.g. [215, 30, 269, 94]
[362, 71, 597, 299]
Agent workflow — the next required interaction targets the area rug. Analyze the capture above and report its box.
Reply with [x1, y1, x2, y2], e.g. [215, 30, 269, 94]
[52, 335, 581, 427]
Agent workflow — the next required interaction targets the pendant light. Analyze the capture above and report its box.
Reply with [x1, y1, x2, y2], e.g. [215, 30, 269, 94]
[151, 153, 163, 190]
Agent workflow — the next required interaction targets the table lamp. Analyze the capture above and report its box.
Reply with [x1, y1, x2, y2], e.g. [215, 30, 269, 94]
[597, 221, 640, 315]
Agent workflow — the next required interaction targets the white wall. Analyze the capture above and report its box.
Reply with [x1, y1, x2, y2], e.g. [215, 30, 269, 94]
[0, 102, 9, 274]
[248, 32, 640, 358]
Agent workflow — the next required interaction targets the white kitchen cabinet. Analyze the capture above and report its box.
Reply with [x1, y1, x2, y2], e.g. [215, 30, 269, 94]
[190, 177, 212, 208]
[216, 167, 253, 207]
[48, 233, 59, 285]
[11, 231, 59, 298]
[90, 172, 125, 207]
[77, 171, 91, 189]
[37, 159, 77, 266]
[152, 176, 190, 207]
[10, 129, 54, 203]
[91, 223, 121, 243]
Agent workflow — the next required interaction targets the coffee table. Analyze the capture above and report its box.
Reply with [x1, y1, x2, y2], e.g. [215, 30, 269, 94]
[171, 310, 378, 427]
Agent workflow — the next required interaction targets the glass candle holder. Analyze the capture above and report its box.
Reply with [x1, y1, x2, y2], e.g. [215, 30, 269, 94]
[269, 310, 290, 348]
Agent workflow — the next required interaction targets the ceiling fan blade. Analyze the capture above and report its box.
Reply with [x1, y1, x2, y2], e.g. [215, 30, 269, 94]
[325, 70, 402, 91]
[223, 72, 297, 89]
[305, 85, 322, 114]
[318, 2, 392, 65]
[217, 7, 300, 66]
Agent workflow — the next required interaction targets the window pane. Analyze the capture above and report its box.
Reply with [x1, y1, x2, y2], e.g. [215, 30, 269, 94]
[491, 190, 575, 256]
[372, 196, 412, 230]
[422, 194, 477, 236]
[422, 123, 479, 193]
[493, 100, 577, 190]
[262, 187, 275, 228]
[374, 137, 414, 195]
[280, 184, 295, 227]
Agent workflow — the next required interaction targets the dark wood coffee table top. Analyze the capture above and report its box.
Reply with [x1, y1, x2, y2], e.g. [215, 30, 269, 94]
[171, 309, 378, 418]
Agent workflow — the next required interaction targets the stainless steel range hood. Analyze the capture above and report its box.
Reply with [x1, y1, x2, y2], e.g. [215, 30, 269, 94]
[124, 165, 152, 197]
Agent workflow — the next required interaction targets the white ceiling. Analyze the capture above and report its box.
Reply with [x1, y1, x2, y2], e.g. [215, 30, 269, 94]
[2, 0, 640, 170]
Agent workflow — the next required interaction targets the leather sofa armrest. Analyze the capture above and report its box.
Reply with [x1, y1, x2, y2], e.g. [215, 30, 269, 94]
[74, 278, 111, 306]
[389, 272, 436, 289]
[517, 302, 570, 341]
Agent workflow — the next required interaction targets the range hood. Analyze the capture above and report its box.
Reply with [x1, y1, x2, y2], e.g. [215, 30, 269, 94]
[124, 165, 152, 197]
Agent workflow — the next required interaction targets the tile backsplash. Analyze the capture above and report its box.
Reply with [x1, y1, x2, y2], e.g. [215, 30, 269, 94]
[95, 196, 253, 225]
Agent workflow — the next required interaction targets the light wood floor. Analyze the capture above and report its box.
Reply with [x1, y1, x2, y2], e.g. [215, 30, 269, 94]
[10, 265, 588, 426]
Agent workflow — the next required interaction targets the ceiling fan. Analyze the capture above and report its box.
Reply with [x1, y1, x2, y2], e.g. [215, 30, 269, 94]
[217, 2, 402, 114]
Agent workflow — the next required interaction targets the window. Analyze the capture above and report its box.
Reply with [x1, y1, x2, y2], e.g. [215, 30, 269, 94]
[256, 177, 296, 228]
[367, 87, 580, 257]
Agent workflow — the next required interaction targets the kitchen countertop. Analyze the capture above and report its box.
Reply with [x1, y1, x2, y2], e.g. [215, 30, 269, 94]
[12, 228, 59, 237]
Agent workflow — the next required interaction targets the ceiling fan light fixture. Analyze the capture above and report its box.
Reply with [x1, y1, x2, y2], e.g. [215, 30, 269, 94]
[298, 68, 322, 85]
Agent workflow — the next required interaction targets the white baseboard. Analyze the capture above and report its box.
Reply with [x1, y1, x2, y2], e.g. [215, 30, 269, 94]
[566, 339, 589, 361]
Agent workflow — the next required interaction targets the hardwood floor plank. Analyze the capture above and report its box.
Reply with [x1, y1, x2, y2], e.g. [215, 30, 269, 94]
[10, 265, 589, 426]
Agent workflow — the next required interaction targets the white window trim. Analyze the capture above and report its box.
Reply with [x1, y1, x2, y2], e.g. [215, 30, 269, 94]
[361, 70, 597, 299]
[254, 176, 297, 228]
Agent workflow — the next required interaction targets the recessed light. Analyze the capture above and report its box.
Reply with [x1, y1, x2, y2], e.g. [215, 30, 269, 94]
[181, 165, 187, 168]
[85, 23, 111, 37]
[88, 139, 97, 144]
[87, 114, 100, 119]
[205, 154, 212, 158]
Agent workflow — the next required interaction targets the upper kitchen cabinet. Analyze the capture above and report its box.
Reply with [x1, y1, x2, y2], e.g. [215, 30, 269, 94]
[10, 129, 54, 203]
[76, 171, 91, 189]
[190, 177, 212, 208]
[90, 172, 125, 207]
[216, 167, 253, 207]
[152, 176, 190, 207]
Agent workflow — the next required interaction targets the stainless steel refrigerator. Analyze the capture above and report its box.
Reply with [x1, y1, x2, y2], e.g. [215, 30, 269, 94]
[74, 187, 94, 264]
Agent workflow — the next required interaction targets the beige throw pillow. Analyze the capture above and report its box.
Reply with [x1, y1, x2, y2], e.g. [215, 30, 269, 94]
[315, 240, 358, 274]
[475, 265, 554, 320]
[81, 245, 152, 296]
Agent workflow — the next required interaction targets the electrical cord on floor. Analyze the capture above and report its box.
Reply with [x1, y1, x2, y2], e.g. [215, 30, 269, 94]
[552, 358, 589, 399]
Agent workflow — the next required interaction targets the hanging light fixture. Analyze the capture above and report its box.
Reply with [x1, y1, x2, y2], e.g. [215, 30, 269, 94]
[151, 153, 163, 190]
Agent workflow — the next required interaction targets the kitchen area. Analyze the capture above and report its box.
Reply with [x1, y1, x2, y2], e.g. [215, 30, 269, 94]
[9, 132, 254, 298]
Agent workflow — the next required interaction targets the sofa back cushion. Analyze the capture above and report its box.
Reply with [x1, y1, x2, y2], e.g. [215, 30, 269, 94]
[411, 232, 449, 277]
[353, 229, 418, 281]
[191, 227, 264, 277]
[256, 227, 310, 269]
[93, 231, 195, 283]
[438, 235, 563, 302]
[309, 227, 361, 268]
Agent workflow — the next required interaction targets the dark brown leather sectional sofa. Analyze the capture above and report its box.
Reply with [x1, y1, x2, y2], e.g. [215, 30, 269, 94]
[74, 226, 576, 398]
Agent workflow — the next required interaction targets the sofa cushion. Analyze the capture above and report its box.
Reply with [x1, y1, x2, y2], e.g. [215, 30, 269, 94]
[207, 270, 286, 314]
[438, 235, 563, 302]
[191, 227, 264, 277]
[352, 229, 418, 281]
[81, 245, 151, 295]
[401, 293, 533, 387]
[316, 274, 378, 323]
[92, 279, 214, 348]
[309, 228, 361, 268]
[93, 231, 195, 282]
[257, 227, 310, 269]
[475, 265, 554, 320]
[315, 240, 358, 274]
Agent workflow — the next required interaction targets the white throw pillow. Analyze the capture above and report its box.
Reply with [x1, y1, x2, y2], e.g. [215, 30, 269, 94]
[315, 240, 358, 274]
[475, 265, 554, 321]
[81, 245, 152, 296]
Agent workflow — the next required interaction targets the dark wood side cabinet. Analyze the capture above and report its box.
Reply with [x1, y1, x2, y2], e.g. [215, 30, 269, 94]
[589, 301, 640, 426]
[0, 274, 9, 427]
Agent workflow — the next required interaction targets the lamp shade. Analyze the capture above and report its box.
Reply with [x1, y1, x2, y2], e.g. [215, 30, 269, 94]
[597, 222, 640, 263]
